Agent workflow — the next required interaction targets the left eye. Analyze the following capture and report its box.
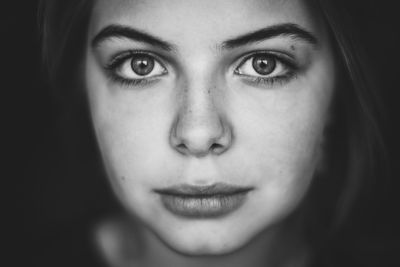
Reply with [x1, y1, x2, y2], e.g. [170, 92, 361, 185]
[235, 53, 290, 78]
[112, 53, 167, 80]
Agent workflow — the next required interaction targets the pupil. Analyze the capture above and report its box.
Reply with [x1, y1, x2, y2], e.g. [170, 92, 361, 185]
[252, 55, 276, 75]
[131, 55, 155, 76]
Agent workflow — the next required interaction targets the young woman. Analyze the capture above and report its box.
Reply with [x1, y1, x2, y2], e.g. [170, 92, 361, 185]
[39, 0, 386, 266]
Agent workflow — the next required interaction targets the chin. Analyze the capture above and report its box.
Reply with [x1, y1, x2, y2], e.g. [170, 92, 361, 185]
[146, 217, 260, 257]
[163, 235, 245, 256]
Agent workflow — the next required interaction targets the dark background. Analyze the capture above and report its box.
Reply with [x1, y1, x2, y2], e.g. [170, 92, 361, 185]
[3, 1, 400, 266]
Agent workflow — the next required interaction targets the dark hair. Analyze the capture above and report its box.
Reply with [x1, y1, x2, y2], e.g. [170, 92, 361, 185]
[39, 0, 93, 102]
[315, 0, 386, 223]
[39, 0, 386, 249]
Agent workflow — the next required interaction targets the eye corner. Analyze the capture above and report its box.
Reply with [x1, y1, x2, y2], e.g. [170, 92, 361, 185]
[233, 67, 243, 75]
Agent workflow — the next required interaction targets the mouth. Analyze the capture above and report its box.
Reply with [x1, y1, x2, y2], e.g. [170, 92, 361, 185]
[154, 183, 254, 218]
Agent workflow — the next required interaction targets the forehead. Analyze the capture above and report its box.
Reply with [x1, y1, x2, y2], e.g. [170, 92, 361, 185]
[90, 0, 325, 45]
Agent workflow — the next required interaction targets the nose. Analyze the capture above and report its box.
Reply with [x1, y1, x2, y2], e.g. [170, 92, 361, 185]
[170, 82, 232, 157]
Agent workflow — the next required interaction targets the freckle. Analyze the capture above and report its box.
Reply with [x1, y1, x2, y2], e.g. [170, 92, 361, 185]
[121, 176, 126, 181]
[290, 45, 295, 51]
[207, 89, 211, 94]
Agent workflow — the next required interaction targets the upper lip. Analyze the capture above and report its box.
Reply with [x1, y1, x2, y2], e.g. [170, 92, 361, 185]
[154, 183, 254, 197]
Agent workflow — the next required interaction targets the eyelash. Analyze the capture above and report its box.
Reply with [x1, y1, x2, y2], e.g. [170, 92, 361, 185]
[104, 50, 298, 87]
[104, 50, 167, 87]
[233, 51, 298, 87]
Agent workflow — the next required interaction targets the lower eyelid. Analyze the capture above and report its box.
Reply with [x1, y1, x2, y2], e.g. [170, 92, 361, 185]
[108, 74, 163, 88]
[239, 71, 298, 87]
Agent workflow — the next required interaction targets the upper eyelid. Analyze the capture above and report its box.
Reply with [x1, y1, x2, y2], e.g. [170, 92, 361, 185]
[234, 50, 297, 70]
[106, 50, 168, 70]
[105, 49, 297, 76]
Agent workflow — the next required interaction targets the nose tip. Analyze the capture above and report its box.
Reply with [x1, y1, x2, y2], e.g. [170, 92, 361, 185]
[170, 115, 232, 157]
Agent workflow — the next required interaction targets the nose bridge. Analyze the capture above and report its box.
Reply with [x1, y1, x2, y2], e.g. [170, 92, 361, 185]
[170, 72, 231, 157]
[181, 76, 218, 128]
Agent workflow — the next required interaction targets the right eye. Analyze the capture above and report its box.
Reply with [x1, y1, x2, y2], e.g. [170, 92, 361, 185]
[107, 52, 167, 83]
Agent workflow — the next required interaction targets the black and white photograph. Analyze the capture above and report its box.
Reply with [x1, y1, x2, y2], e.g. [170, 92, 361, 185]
[4, 1, 400, 266]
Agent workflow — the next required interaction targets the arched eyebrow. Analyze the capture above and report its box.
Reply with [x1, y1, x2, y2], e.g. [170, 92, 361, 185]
[222, 23, 318, 49]
[91, 23, 318, 51]
[91, 24, 175, 51]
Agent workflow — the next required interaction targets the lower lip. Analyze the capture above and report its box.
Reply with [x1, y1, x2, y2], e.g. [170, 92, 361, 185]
[158, 192, 249, 218]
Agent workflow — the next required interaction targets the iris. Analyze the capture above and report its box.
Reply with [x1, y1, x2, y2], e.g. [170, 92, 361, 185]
[252, 55, 276, 75]
[130, 55, 155, 76]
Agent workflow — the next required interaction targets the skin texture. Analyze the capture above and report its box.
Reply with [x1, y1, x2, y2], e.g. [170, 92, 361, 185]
[85, 0, 336, 265]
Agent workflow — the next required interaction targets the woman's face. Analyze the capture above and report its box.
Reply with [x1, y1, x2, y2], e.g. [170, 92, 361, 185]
[86, 0, 336, 255]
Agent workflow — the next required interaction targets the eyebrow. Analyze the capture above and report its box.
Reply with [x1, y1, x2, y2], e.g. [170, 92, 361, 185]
[91, 23, 318, 51]
[92, 24, 175, 51]
[222, 23, 318, 49]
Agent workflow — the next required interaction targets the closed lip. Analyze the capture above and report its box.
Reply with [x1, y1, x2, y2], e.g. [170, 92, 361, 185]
[154, 183, 253, 196]
[154, 183, 254, 218]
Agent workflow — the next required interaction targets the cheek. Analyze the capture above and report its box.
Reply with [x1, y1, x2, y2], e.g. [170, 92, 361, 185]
[88, 100, 181, 222]
[85, 60, 179, 212]
[228, 76, 333, 208]
[91, 105, 176, 186]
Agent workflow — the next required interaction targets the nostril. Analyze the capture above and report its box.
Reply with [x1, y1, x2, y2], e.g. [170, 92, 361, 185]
[174, 141, 225, 156]
[210, 143, 225, 154]
[210, 143, 223, 150]
[176, 143, 188, 154]
[170, 112, 233, 157]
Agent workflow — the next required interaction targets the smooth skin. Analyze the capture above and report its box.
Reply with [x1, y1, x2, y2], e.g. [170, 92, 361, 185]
[85, 0, 337, 266]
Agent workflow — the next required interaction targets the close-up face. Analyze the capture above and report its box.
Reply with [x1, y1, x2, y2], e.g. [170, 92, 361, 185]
[85, 0, 336, 255]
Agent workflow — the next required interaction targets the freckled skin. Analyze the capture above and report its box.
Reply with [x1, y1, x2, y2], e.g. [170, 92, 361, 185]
[86, 0, 336, 264]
